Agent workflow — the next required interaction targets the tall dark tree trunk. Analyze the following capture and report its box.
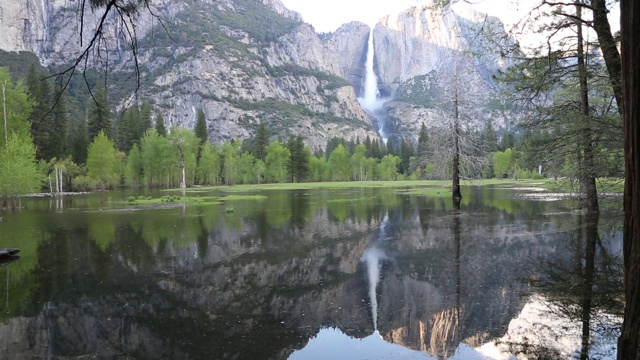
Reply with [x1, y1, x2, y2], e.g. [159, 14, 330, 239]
[452, 72, 462, 200]
[576, 2, 599, 213]
[591, 0, 623, 114]
[618, 0, 640, 358]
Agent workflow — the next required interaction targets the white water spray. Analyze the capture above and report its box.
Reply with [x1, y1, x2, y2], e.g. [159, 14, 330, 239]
[358, 28, 388, 144]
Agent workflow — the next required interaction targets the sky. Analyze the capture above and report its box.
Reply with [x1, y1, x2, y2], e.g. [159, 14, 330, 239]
[279, 0, 524, 33]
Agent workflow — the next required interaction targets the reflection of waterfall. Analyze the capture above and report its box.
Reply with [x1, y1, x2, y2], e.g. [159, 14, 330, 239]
[362, 247, 385, 330]
[361, 215, 390, 330]
[358, 28, 389, 144]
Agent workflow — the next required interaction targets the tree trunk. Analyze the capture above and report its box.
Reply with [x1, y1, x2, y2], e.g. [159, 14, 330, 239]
[452, 71, 462, 200]
[618, 0, 640, 358]
[591, 0, 623, 114]
[576, 2, 599, 213]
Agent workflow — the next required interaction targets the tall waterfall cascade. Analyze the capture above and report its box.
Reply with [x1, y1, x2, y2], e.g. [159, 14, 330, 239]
[357, 28, 388, 144]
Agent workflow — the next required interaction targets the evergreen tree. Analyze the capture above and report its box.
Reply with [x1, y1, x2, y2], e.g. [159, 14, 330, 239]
[117, 106, 138, 153]
[155, 113, 167, 136]
[137, 101, 152, 142]
[499, 131, 515, 151]
[194, 109, 208, 145]
[254, 122, 269, 161]
[287, 135, 309, 182]
[417, 123, 429, 157]
[364, 135, 372, 157]
[69, 115, 88, 165]
[88, 86, 111, 141]
[399, 139, 414, 175]
[482, 121, 498, 153]
[50, 85, 68, 160]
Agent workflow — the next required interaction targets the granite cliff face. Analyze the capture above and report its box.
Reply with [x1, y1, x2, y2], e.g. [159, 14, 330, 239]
[369, 6, 513, 142]
[0, 0, 513, 149]
[0, 0, 378, 150]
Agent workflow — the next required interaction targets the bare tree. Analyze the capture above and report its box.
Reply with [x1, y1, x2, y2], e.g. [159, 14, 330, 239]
[420, 58, 489, 197]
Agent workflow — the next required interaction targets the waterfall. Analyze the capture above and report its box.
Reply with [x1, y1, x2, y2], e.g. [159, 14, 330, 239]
[358, 28, 388, 144]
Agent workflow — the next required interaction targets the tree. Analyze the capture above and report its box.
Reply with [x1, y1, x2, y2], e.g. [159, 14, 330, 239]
[377, 154, 400, 180]
[265, 141, 290, 183]
[327, 144, 351, 181]
[140, 129, 174, 187]
[254, 122, 269, 161]
[222, 140, 241, 185]
[194, 109, 208, 145]
[0, 133, 42, 208]
[417, 123, 429, 165]
[117, 105, 138, 153]
[351, 144, 367, 181]
[0, 68, 33, 147]
[137, 101, 152, 141]
[168, 127, 198, 188]
[125, 144, 143, 186]
[86, 130, 119, 190]
[421, 61, 488, 195]
[49, 85, 68, 159]
[88, 86, 111, 141]
[619, 0, 640, 357]
[196, 142, 222, 185]
[69, 115, 88, 165]
[155, 113, 167, 136]
[287, 135, 309, 182]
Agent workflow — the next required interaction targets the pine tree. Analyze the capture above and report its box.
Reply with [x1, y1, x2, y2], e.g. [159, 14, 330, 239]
[69, 115, 88, 165]
[254, 122, 269, 161]
[137, 101, 152, 142]
[155, 113, 167, 136]
[482, 121, 498, 153]
[50, 85, 68, 159]
[194, 109, 207, 145]
[117, 106, 138, 153]
[88, 86, 111, 141]
[418, 123, 429, 157]
[287, 135, 309, 182]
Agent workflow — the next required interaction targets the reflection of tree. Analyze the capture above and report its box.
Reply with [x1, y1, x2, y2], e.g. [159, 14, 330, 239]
[530, 211, 623, 359]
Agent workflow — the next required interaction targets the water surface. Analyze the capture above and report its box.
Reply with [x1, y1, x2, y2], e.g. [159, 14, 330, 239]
[0, 185, 623, 359]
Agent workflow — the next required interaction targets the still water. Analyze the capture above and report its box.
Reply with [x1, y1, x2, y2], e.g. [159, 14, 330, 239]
[0, 184, 623, 359]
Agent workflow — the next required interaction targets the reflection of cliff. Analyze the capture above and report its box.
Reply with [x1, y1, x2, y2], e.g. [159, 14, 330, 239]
[0, 191, 583, 359]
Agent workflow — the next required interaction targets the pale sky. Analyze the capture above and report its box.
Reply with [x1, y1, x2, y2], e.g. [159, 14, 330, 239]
[279, 0, 523, 33]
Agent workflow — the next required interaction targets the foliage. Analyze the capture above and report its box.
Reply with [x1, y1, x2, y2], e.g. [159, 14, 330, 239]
[265, 141, 290, 183]
[194, 109, 208, 145]
[0, 68, 33, 146]
[0, 133, 43, 205]
[86, 131, 119, 190]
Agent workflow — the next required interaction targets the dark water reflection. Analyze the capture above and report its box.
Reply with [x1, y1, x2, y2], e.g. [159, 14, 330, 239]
[0, 185, 623, 359]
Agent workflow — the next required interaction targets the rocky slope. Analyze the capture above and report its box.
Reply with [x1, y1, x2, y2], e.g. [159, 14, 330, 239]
[0, 0, 378, 151]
